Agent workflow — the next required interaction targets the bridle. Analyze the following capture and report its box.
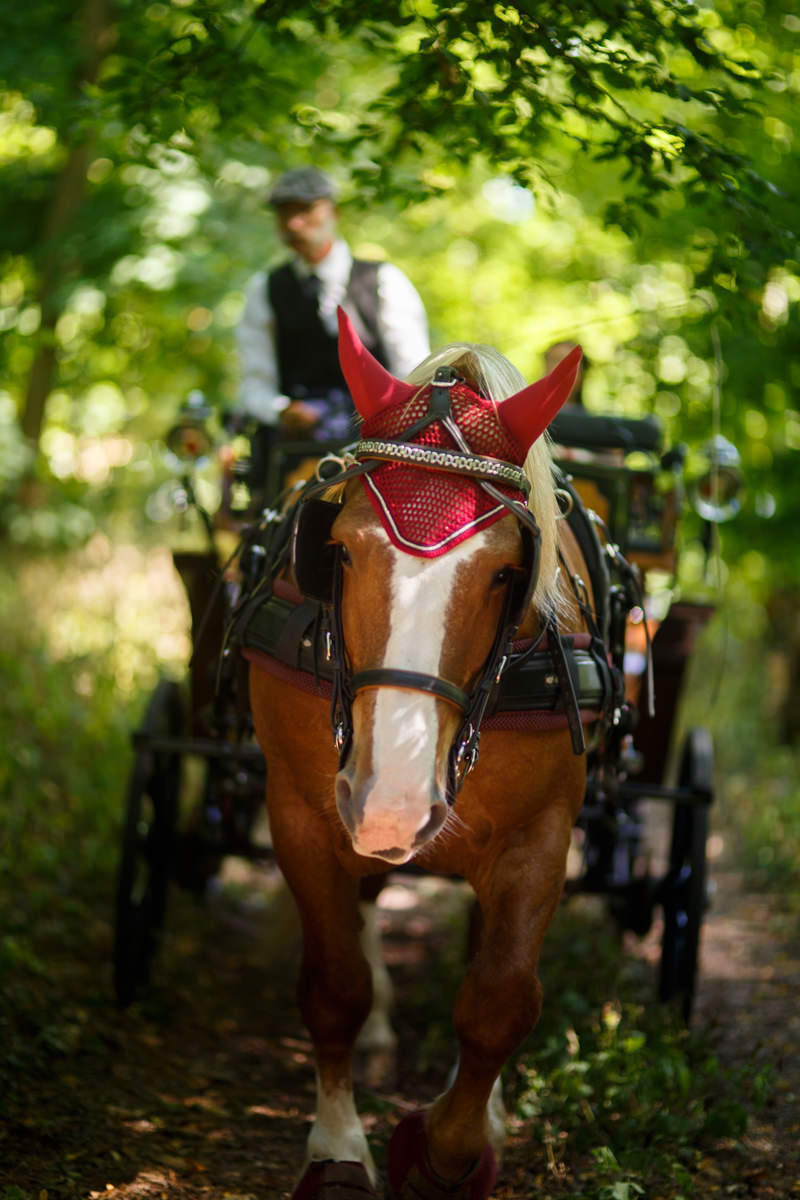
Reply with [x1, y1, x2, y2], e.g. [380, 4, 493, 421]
[291, 367, 544, 803]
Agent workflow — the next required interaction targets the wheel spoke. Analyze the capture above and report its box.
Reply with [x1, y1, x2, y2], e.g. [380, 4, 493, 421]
[113, 679, 183, 1007]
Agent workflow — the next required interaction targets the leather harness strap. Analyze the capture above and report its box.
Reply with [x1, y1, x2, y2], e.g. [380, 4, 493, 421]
[350, 669, 472, 712]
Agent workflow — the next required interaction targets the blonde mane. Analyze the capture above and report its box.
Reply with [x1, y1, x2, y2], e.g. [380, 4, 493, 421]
[405, 344, 563, 617]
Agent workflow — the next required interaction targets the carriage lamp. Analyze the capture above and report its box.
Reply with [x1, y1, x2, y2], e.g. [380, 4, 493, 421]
[165, 390, 214, 464]
[688, 435, 744, 523]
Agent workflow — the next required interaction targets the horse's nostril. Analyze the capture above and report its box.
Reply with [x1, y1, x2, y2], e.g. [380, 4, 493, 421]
[335, 775, 356, 833]
[335, 776, 350, 802]
[414, 801, 448, 847]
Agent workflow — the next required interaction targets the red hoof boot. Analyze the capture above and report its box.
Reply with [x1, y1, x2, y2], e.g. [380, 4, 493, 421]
[291, 1159, 380, 1200]
[386, 1112, 497, 1199]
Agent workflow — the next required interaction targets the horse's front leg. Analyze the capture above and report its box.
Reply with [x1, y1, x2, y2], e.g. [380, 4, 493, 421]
[355, 874, 397, 1087]
[388, 805, 574, 1197]
[270, 800, 378, 1195]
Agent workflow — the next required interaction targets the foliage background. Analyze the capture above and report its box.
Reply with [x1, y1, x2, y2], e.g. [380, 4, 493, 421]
[2, 0, 798, 1004]
[1, 0, 797, 578]
[1, 4, 799, 1193]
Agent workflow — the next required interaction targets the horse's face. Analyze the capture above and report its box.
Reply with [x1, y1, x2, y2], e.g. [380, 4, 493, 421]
[331, 488, 525, 864]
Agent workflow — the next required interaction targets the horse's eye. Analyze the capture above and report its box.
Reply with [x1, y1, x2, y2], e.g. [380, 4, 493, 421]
[493, 567, 512, 586]
[339, 545, 352, 567]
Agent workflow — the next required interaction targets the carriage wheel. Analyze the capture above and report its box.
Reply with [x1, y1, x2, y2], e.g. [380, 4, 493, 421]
[658, 727, 713, 1022]
[113, 679, 183, 1006]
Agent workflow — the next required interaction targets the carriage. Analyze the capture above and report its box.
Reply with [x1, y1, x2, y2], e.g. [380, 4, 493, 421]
[113, 321, 731, 1198]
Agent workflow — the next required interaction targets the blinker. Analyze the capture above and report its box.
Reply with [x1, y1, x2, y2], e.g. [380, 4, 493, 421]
[292, 498, 341, 605]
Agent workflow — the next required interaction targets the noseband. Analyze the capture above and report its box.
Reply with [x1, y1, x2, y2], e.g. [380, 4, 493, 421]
[292, 368, 543, 803]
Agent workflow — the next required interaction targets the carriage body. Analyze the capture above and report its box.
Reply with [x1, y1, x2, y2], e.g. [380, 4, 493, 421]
[549, 406, 715, 1014]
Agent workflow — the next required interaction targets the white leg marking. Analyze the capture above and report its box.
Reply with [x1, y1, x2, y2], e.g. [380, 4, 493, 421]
[355, 900, 396, 1054]
[487, 1075, 508, 1161]
[306, 1073, 377, 1183]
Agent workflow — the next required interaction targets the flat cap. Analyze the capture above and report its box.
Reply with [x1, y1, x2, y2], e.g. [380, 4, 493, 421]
[268, 167, 337, 206]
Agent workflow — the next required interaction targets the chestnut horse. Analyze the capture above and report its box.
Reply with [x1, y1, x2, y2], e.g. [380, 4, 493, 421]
[248, 311, 598, 1200]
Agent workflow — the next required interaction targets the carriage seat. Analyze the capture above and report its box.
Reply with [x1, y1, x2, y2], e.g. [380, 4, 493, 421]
[549, 407, 662, 454]
[549, 407, 679, 573]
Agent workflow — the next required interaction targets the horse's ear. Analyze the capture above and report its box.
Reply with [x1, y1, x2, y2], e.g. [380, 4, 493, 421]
[499, 346, 582, 454]
[337, 307, 417, 420]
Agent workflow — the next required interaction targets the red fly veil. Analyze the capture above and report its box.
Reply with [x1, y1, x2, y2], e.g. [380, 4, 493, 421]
[337, 308, 581, 557]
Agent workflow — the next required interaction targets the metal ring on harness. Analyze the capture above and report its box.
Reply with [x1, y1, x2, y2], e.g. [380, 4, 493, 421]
[554, 487, 574, 518]
[315, 450, 355, 482]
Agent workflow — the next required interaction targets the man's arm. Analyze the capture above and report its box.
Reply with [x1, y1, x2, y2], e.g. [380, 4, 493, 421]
[235, 271, 290, 424]
[375, 263, 431, 379]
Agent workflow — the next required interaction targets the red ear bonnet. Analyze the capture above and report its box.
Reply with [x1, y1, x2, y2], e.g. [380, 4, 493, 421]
[336, 308, 582, 556]
[337, 307, 417, 419]
[497, 345, 582, 456]
[338, 305, 581, 451]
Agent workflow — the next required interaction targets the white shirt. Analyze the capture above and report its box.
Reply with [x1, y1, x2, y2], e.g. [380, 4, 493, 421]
[236, 239, 430, 424]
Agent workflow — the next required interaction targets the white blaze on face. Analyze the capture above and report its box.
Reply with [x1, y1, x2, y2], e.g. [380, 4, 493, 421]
[368, 532, 488, 805]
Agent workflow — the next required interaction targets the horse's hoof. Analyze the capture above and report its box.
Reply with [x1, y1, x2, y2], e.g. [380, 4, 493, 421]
[386, 1112, 497, 1199]
[291, 1159, 381, 1200]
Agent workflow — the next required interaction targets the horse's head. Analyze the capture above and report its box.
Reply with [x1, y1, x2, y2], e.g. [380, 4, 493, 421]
[330, 486, 532, 863]
[314, 312, 581, 864]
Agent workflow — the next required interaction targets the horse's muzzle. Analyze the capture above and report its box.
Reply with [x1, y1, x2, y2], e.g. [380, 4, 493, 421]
[335, 771, 448, 863]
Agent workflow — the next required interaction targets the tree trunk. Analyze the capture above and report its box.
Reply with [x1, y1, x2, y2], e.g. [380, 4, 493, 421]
[20, 0, 112, 454]
[765, 588, 800, 745]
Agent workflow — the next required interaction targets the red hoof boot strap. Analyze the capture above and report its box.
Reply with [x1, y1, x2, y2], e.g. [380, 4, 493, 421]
[291, 1159, 379, 1200]
[387, 1112, 497, 1200]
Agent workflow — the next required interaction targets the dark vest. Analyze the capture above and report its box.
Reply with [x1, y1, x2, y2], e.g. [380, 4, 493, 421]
[267, 259, 389, 399]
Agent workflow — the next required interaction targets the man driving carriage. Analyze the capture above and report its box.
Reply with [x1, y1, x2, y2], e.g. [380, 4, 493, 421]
[235, 167, 430, 495]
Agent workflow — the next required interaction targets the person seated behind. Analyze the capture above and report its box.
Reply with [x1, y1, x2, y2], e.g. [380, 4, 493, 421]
[235, 167, 430, 491]
[544, 339, 626, 466]
[545, 340, 587, 408]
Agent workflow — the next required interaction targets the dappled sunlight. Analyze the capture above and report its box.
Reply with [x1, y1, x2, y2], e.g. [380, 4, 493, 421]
[1, 6, 798, 1195]
[42, 430, 134, 484]
[379, 883, 421, 911]
[13, 532, 191, 694]
[88, 1169, 176, 1200]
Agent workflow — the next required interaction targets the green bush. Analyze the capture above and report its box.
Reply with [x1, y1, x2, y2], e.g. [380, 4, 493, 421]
[505, 900, 768, 1199]
[0, 622, 135, 892]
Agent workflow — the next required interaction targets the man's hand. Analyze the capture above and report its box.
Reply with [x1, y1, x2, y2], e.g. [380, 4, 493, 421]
[222, 409, 252, 435]
[279, 400, 322, 433]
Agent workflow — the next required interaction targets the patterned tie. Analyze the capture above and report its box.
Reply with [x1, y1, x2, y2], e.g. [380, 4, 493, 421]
[303, 272, 321, 306]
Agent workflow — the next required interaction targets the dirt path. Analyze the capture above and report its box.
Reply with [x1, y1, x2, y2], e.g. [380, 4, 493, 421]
[690, 854, 800, 1194]
[2, 823, 799, 1199]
